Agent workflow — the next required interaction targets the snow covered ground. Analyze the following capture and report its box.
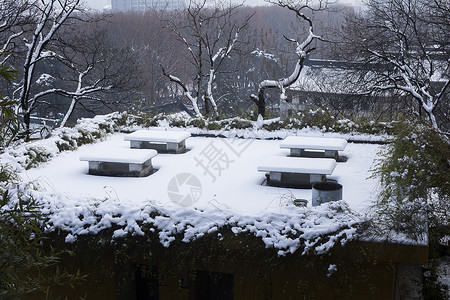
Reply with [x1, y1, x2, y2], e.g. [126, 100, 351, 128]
[1, 114, 388, 254]
[23, 133, 380, 214]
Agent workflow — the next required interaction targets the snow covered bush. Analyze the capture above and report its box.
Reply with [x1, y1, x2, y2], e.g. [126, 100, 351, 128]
[262, 119, 285, 131]
[372, 121, 450, 241]
[1, 112, 133, 170]
[297, 109, 339, 131]
[0, 65, 86, 297]
[132, 109, 396, 136]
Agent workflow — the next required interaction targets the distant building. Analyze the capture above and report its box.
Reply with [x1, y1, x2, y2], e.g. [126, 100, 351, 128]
[111, 0, 185, 11]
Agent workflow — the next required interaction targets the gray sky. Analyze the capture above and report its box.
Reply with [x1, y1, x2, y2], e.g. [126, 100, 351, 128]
[82, 0, 363, 10]
[83, 0, 110, 10]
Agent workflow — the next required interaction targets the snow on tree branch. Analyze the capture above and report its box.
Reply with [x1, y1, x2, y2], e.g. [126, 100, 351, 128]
[341, 0, 449, 131]
[161, 65, 202, 117]
[250, 0, 326, 118]
[17, 0, 81, 132]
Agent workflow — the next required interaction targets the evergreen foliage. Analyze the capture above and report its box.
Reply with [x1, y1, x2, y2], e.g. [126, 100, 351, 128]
[0, 62, 19, 150]
[0, 63, 85, 299]
[372, 121, 450, 240]
[0, 184, 85, 299]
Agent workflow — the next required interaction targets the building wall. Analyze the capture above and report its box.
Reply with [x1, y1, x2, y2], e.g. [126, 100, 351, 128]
[111, 0, 185, 11]
[25, 237, 428, 300]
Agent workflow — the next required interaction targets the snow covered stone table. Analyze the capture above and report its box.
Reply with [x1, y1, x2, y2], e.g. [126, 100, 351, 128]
[124, 130, 191, 154]
[280, 136, 347, 160]
[79, 149, 157, 177]
[257, 156, 337, 188]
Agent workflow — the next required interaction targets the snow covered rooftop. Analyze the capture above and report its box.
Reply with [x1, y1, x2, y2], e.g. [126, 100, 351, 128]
[24, 133, 380, 214]
[1, 114, 394, 255]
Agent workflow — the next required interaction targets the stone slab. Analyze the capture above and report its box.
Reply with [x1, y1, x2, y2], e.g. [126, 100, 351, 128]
[257, 156, 337, 175]
[280, 136, 347, 151]
[124, 130, 191, 144]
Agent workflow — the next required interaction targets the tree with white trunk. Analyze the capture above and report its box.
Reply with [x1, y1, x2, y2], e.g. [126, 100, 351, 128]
[12, 0, 82, 133]
[250, 0, 326, 118]
[340, 0, 449, 132]
[161, 0, 252, 117]
[49, 19, 141, 127]
[0, 0, 33, 65]
[1, 1, 140, 130]
[161, 66, 203, 117]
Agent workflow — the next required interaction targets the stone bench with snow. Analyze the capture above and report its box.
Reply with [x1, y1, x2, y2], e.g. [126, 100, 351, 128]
[124, 130, 191, 154]
[80, 149, 157, 177]
[280, 136, 347, 160]
[257, 156, 337, 188]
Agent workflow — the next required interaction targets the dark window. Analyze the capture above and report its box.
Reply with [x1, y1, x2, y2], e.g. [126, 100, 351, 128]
[135, 265, 159, 300]
[188, 270, 233, 300]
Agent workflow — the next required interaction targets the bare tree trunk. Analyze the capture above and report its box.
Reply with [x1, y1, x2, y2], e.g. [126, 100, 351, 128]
[206, 69, 218, 116]
[250, 0, 323, 118]
[161, 0, 251, 117]
[250, 89, 266, 118]
[161, 66, 202, 117]
[59, 97, 78, 128]
[256, 89, 266, 117]
[23, 112, 30, 136]
[196, 37, 203, 111]
[203, 94, 210, 116]
[16, 0, 80, 134]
